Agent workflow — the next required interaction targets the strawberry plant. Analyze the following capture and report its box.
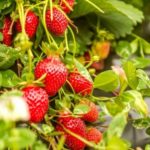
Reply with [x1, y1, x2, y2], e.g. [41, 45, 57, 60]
[0, 0, 150, 149]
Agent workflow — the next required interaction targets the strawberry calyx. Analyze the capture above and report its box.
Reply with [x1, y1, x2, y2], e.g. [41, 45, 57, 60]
[14, 33, 32, 51]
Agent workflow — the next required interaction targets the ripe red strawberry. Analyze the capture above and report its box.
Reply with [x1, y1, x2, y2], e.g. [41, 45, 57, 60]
[81, 101, 99, 122]
[22, 86, 49, 123]
[0, 17, 13, 46]
[56, 115, 86, 150]
[15, 11, 39, 38]
[46, 7, 68, 36]
[59, 0, 75, 14]
[68, 71, 93, 96]
[34, 56, 68, 96]
[86, 127, 102, 144]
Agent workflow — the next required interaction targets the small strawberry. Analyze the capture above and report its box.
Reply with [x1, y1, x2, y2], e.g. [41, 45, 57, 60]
[92, 41, 110, 60]
[81, 101, 99, 122]
[68, 71, 93, 96]
[56, 115, 86, 150]
[86, 127, 102, 144]
[34, 56, 68, 96]
[0, 17, 13, 46]
[22, 86, 49, 123]
[15, 11, 39, 38]
[46, 7, 68, 36]
[59, 0, 75, 14]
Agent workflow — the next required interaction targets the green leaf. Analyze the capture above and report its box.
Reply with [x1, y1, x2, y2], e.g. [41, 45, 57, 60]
[42, 124, 54, 135]
[123, 61, 138, 89]
[7, 128, 36, 149]
[32, 140, 47, 150]
[0, 44, 21, 69]
[116, 41, 133, 58]
[71, 0, 144, 37]
[121, 90, 148, 116]
[146, 127, 150, 136]
[145, 144, 150, 150]
[132, 117, 150, 129]
[136, 69, 150, 90]
[34, 22, 44, 49]
[0, 70, 21, 88]
[0, 32, 3, 41]
[140, 38, 150, 54]
[106, 136, 129, 150]
[94, 70, 119, 92]
[107, 112, 127, 138]
[73, 104, 90, 115]
[74, 59, 93, 82]
[132, 57, 150, 68]
[106, 101, 124, 116]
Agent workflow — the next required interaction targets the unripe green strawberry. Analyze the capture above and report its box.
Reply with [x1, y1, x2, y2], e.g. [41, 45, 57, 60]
[46, 7, 68, 36]
[15, 11, 39, 38]
[22, 86, 49, 123]
[68, 71, 93, 96]
[56, 115, 86, 150]
[0, 16, 13, 46]
[86, 127, 102, 144]
[34, 56, 68, 96]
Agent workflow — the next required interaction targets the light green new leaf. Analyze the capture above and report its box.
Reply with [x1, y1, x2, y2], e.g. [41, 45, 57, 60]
[73, 104, 90, 115]
[94, 70, 119, 92]
[116, 41, 133, 58]
[123, 61, 138, 89]
[132, 57, 150, 69]
[74, 59, 93, 82]
[0, 70, 21, 88]
[107, 112, 127, 138]
[121, 90, 148, 116]
[106, 136, 129, 150]
[7, 128, 36, 149]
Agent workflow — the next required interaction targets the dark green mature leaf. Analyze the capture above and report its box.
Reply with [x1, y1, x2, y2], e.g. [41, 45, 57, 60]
[132, 117, 150, 129]
[71, 0, 144, 37]
[0, 44, 21, 69]
[0, 70, 21, 88]
[123, 61, 138, 89]
[94, 70, 119, 92]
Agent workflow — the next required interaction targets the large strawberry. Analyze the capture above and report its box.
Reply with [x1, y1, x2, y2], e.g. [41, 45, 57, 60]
[68, 71, 93, 96]
[34, 56, 68, 96]
[86, 127, 102, 144]
[56, 115, 86, 150]
[81, 101, 99, 122]
[0, 16, 13, 46]
[59, 0, 75, 14]
[15, 11, 39, 38]
[46, 7, 68, 36]
[22, 86, 49, 123]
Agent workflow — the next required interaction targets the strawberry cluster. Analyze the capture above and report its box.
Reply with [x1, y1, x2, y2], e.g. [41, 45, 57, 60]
[0, 0, 103, 149]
